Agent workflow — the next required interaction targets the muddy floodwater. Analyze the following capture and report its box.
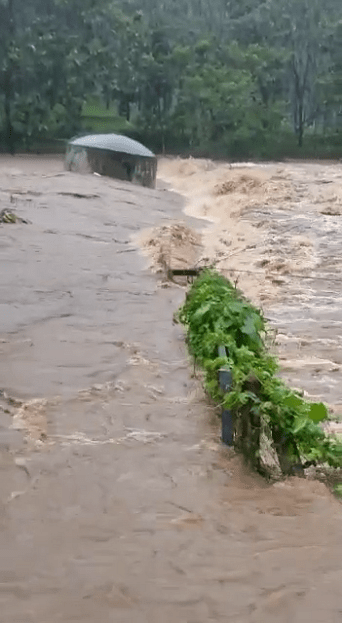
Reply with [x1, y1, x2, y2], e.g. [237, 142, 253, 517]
[1, 155, 342, 622]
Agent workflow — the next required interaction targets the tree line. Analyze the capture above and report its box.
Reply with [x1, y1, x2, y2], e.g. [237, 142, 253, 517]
[1, 0, 342, 157]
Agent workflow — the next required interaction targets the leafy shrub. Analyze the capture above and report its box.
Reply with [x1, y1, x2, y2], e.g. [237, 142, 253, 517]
[178, 270, 342, 474]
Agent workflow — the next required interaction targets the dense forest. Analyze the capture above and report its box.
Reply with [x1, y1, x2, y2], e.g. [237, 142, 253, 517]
[1, 0, 342, 157]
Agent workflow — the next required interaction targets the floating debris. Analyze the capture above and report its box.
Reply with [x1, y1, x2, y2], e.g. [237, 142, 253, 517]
[0, 208, 29, 224]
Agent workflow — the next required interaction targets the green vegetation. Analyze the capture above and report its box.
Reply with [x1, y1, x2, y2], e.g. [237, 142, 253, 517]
[178, 270, 342, 476]
[1, 0, 342, 157]
[81, 98, 134, 134]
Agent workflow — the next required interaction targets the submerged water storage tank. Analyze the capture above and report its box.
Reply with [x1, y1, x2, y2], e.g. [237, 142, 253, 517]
[65, 133, 157, 188]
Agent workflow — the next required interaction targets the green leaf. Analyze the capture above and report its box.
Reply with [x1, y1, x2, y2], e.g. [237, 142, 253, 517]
[283, 395, 303, 410]
[292, 415, 309, 434]
[308, 402, 328, 424]
[193, 302, 212, 321]
[241, 315, 256, 336]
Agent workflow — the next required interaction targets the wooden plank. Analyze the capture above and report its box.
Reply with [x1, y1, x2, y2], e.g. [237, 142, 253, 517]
[167, 268, 203, 277]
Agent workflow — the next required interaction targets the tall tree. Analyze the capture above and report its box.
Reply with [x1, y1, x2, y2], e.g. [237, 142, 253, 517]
[0, 0, 16, 152]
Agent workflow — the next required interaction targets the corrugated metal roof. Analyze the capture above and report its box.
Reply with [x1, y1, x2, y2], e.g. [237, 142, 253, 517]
[69, 133, 155, 158]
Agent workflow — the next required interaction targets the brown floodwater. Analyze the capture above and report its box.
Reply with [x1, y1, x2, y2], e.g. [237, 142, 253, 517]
[0, 155, 342, 623]
[157, 158, 342, 417]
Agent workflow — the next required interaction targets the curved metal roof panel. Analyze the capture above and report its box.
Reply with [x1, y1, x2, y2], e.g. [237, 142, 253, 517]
[69, 133, 155, 158]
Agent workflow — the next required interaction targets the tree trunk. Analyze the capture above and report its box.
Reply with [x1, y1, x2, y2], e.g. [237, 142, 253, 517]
[4, 0, 15, 154]
[4, 70, 15, 155]
[298, 108, 304, 147]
